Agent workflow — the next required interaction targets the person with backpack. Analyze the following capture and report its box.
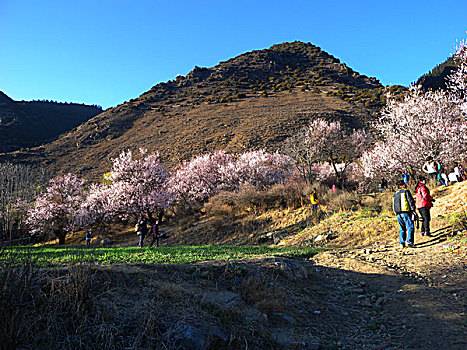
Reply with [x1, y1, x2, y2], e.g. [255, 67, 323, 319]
[393, 180, 416, 248]
[415, 176, 434, 237]
[135, 214, 148, 248]
[310, 188, 319, 213]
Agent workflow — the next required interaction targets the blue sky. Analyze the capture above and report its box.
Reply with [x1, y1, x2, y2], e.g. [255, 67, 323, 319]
[1, 0, 466, 109]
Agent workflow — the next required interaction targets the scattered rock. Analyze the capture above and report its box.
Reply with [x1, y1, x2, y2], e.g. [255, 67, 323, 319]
[272, 312, 296, 325]
[167, 323, 228, 350]
[351, 288, 364, 294]
[266, 258, 309, 279]
[273, 235, 281, 245]
[314, 234, 325, 242]
[201, 291, 241, 307]
[270, 331, 300, 347]
[308, 338, 321, 350]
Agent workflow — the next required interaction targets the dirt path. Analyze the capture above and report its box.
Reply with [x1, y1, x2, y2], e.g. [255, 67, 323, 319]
[311, 227, 466, 349]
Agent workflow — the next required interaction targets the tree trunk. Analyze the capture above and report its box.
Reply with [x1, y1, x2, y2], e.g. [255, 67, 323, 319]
[55, 231, 66, 245]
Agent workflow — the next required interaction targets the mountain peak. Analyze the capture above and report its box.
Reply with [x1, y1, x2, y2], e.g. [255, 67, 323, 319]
[0, 91, 14, 104]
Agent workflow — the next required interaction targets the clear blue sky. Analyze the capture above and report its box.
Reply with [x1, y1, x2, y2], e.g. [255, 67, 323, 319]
[1, 0, 466, 109]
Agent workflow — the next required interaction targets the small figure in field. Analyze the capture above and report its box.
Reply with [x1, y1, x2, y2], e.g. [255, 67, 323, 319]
[149, 218, 160, 247]
[85, 230, 92, 247]
[458, 164, 466, 181]
[402, 171, 410, 185]
[440, 170, 449, 187]
[415, 176, 434, 237]
[436, 162, 447, 186]
[310, 188, 319, 213]
[448, 169, 458, 185]
[393, 180, 416, 248]
[454, 165, 462, 182]
[422, 156, 438, 181]
[332, 184, 336, 193]
[378, 177, 388, 193]
[135, 214, 148, 248]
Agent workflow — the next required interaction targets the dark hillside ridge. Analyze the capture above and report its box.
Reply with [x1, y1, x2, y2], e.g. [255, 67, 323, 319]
[1, 42, 404, 179]
[417, 56, 457, 90]
[0, 92, 102, 152]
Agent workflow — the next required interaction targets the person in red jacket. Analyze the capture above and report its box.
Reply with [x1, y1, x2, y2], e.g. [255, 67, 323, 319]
[414, 176, 434, 236]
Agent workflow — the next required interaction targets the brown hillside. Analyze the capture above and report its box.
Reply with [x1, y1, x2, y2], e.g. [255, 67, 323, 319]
[1, 42, 404, 178]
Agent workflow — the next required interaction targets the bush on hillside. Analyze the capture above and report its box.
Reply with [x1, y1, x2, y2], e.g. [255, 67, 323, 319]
[204, 182, 304, 218]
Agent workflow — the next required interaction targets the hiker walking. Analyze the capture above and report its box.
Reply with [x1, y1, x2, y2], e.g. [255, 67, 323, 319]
[135, 214, 148, 248]
[86, 230, 92, 247]
[393, 180, 416, 248]
[422, 156, 438, 181]
[402, 171, 410, 185]
[459, 164, 466, 181]
[149, 217, 161, 247]
[415, 176, 434, 237]
[448, 168, 458, 185]
[378, 177, 388, 193]
[310, 188, 319, 213]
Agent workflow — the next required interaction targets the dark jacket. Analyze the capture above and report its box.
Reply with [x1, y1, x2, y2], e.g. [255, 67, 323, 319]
[393, 189, 416, 214]
[136, 218, 148, 235]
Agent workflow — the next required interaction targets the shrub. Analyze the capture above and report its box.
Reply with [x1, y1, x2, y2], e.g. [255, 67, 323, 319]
[204, 182, 304, 218]
[324, 190, 361, 212]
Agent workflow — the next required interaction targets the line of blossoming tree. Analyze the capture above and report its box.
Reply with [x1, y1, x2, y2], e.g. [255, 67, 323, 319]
[23, 41, 467, 244]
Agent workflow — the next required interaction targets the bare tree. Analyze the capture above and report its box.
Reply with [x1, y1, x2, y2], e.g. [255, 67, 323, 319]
[283, 118, 372, 186]
[0, 162, 49, 243]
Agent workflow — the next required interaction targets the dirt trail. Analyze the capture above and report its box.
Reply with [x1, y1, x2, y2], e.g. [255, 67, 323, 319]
[311, 227, 466, 349]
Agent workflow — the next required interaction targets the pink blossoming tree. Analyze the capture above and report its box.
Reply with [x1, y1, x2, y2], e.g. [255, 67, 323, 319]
[230, 150, 294, 190]
[170, 150, 294, 205]
[169, 150, 235, 205]
[105, 149, 173, 221]
[26, 173, 86, 245]
[361, 84, 467, 181]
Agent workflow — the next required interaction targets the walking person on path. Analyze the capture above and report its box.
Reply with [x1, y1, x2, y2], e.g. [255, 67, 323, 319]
[149, 218, 161, 247]
[458, 164, 466, 181]
[378, 177, 388, 193]
[393, 180, 416, 248]
[85, 230, 92, 247]
[135, 214, 148, 248]
[402, 171, 410, 185]
[422, 156, 438, 181]
[310, 188, 319, 213]
[415, 176, 434, 237]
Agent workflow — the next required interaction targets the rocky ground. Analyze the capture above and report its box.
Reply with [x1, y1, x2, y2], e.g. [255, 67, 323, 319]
[85, 228, 464, 350]
[310, 227, 466, 349]
[29, 184, 466, 349]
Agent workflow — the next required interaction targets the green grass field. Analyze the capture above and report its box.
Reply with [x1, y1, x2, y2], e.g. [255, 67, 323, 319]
[1, 245, 320, 267]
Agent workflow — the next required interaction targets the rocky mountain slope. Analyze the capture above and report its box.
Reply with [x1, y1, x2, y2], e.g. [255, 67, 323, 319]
[417, 55, 457, 90]
[2, 42, 405, 178]
[0, 91, 102, 153]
